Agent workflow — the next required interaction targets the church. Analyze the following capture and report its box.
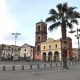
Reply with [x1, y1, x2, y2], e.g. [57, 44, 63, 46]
[33, 21, 73, 61]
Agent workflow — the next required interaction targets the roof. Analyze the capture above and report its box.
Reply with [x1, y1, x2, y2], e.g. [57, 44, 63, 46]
[36, 20, 47, 25]
[41, 38, 60, 44]
[46, 38, 54, 42]
[21, 43, 34, 48]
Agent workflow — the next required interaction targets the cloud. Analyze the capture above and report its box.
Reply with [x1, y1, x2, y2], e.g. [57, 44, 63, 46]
[0, 0, 15, 44]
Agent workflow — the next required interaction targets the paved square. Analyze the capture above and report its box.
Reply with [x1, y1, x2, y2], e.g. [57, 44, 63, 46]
[0, 64, 80, 80]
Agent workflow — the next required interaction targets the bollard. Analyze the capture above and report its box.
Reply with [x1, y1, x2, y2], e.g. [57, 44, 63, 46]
[60, 63, 62, 67]
[72, 61, 74, 65]
[22, 65, 24, 70]
[55, 63, 57, 67]
[30, 65, 32, 69]
[3, 66, 5, 71]
[75, 61, 76, 64]
[12, 66, 15, 71]
[78, 60, 79, 64]
[68, 62, 70, 66]
[50, 63, 52, 68]
[44, 64, 46, 68]
[76, 61, 78, 64]
[37, 64, 40, 69]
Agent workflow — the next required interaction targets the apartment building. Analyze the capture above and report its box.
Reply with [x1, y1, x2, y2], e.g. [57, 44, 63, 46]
[0, 44, 20, 60]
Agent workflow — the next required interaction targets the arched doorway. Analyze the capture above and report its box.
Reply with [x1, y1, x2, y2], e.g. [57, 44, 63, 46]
[48, 52, 52, 62]
[54, 51, 59, 61]
[42, 52, 46, 61]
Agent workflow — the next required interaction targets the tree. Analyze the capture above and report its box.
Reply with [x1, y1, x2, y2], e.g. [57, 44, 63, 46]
[45, 2, 80, 69]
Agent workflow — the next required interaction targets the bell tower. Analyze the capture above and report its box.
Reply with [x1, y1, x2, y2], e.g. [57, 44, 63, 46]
[34, 21, 47, 61]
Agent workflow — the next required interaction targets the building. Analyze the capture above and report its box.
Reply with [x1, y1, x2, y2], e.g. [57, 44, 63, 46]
[10, 45, 20, 60]
[0, 43, 34, 61]
[34, 21, 73, 61]
[20, 43, 34, 61]
[34, 21, 47, 61]
[41, 38, 61, 61]
[61, 37, 73, 60]
[72, 48, 79, 60]
[41, 37, 73, 61]
[0, 44, 20, 60]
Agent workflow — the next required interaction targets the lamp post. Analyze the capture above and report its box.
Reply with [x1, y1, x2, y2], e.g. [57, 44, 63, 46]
[12, 33, 21, 60]
[69, 28, 80, 60]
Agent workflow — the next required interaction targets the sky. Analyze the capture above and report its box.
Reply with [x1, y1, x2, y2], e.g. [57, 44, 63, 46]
[0, 0, 80, 48]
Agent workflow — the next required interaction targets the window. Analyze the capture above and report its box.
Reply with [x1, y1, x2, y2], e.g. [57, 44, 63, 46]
[38, 25, 40, 31]
[37, 53, 39, 55]
[12, 47, 13, 50]
[49, 45, 51, 49]
[43, 46, 45, 49]
[42, 26, 45, 31]
[3, 52, 5, 55]
[24, 49, 26, 51]
[55, 44, 57, 48]
[43, 36, 46, 41]
[24, 53, 26, 58]
[37, 36, 40, 42]
[37, 45, 40, 51]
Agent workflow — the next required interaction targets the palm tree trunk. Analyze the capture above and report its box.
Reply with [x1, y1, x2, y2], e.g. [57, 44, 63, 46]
[61, 25, 68, 69]
[61, 24, 66, 38]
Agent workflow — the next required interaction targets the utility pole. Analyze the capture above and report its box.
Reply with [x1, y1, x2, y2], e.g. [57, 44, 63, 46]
[12, 33, 21, 59]
[75, 28, 80, 50]
[75, 28, 80, 60]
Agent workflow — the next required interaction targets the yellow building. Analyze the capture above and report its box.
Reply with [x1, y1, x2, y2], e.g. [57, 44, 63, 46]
[41, 38, 62, 61]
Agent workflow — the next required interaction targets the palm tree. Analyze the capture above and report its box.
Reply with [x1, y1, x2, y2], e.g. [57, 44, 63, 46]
[45, 2, 80, 69]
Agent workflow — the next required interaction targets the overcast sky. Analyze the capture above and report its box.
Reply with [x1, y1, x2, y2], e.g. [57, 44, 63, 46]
[0, 0, 80, 48]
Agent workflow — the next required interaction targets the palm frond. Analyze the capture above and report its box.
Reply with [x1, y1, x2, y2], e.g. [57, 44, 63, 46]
[62, 2, 68, 12]
[71, 19, 78, 25]
[49, 9, 57, 14]
[56, 3, 62, 12]
[45, 16, 56, 22]
[74, 11, 80, 18]
[48, 21, 61, 32]
[67, 22, 73, 29]
[66, 7, 77, 19]
[46, 2, 80, 33]
[68, 7, 77, 11]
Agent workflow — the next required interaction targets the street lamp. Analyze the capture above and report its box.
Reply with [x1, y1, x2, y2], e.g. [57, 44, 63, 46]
[12, 33, 21, 59]
[69, 28, 80, 60]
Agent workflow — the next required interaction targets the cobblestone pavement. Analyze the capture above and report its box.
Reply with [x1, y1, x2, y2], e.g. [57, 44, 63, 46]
[0, 64, 80, 80]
